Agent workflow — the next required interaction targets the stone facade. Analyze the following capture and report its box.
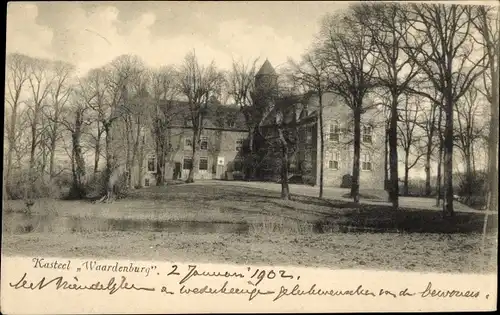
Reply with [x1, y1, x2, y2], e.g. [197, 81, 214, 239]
[129, 105, 249, 187]
[129, 60, 385, 190]
[309, 93, 386, 189]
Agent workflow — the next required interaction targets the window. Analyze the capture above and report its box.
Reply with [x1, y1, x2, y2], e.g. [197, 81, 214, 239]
[306, 126, 313, 143]
[200, 136, 208, 150]
[184, 137, 193, 149]
[233, 159, 243, 172]
[328, 152, 340, 170]
[236, 138, 244, 151]
[147, 155, 156, 173]
[328, 121, 340, 142]
[199, 157, 208, 171]
[362, 153, 372, 171]
[144, 178, 150, 187]
[183, 156, 193, 170]
[363, 125, 373, 143]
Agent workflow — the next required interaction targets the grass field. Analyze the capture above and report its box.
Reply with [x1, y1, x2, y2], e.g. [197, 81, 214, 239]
[2, 181, 497, 274]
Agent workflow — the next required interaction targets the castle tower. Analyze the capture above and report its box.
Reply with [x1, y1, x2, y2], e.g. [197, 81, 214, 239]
[255, 59, 278, 93]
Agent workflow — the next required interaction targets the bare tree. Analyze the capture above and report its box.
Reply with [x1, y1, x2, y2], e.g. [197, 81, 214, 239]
[453, 84, 488, 203]
[354, 2, 420, 208]
[82, 68, 107, 174]
[4, 53, 30, 192]
[45, 61, 75, 179]
[417, 88, 442, 197]
[26, 57, 55, 195]
[178, 51, 225, 183]
[472, 5, 499, 212]
[83, 55, 141, 201]
[402, 3, 487, 216]
[317, 8, 380, 203]
[397, 94, 425, 195]
[227, 58, 259, 180]
[58, 85, 91, 198]
[148, 66, 179, 185]
[289, 50, 331, 198]
[118, 61, 147, 188]
[259, 92, 305, 200]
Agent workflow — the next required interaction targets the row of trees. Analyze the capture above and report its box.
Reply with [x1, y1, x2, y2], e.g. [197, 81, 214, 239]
[286, 2, 498, 216]
[4, 51, 227, 201]
[4, 3, 498, 215]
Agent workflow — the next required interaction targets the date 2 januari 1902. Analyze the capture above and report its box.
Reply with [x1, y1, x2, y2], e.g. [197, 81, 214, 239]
[165, 264, 299, 286]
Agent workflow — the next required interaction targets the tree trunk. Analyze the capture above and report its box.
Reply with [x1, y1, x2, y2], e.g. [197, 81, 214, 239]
[49, 135, 57, 179]
[154, 118, 165, 186]
[137, 133, 145, 189]
[70, 112, 86, 198]
[124, 116, 133, 187]
[487, 58, 499, 212]
[443, 95, 455, 217]
[5, 92, 21, 194]
[435, 107, 443, 207]
[187, 130, 200, 183]
[28, 106, 39, 198]
[94, 141, 100, 174]
[464, 150, 473, 204]
[94, 124, 101, 174]
[49, 104, 61, 179]
[436, 139, 443, 207]
[351, 108, 361, 203]
[388, 96, 399, 208]
[104, 121, 114, 196]
[278, 127, 290, 200]
[319, 93, 325, 199]
[384, 127, 389, 191]
[404, 151, 410, 196]
[131, 116, 141, 188]
[424, 142, 432, 196]
[246, 128, 255, 180]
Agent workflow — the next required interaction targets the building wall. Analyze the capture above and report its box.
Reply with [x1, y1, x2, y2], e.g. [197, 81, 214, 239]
[132, 127, 249, 187]
[310, 93, 385, 189]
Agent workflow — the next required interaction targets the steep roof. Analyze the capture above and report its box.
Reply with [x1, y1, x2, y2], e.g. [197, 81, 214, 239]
[165, 100, 247, 130]
[256, 59, 277, 76]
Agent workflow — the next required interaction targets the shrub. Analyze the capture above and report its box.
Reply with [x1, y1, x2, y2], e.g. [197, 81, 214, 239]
[340, 174, 352, 188]
[84, 169, 130, 200]
[232, 171, 245, 180]
[457, 171, 488, 209]
[84, 172, 107, 198]
[302, 175, 316, 186]
[5, 170, 66, 200]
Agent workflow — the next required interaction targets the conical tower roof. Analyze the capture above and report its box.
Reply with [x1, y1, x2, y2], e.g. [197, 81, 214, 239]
[256, 59, 277, 76]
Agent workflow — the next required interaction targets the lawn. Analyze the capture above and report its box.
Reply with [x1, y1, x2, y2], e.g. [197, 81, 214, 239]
[2, 182, 497, 274]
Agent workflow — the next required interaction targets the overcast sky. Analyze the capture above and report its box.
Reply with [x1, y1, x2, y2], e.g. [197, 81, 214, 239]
[6, 1, 352, 75]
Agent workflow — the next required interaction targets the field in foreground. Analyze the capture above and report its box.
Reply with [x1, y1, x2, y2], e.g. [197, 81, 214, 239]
[2, 182, 498, 273]
[2, 231, 497, 274]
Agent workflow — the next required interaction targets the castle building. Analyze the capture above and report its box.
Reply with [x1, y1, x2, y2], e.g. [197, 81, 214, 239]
[129, 60, 385, 189]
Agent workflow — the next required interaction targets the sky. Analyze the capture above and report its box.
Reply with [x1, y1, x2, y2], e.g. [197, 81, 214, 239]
[5, 1, 492, 177]
[6, 1, 351, 76]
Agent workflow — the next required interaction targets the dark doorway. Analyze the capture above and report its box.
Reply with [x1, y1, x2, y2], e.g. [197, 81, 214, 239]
[173, 162, 181, 180]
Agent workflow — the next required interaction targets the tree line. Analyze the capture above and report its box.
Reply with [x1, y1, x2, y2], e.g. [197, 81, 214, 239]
[288, 2, 497, 216]
[4, 2, 498, 215]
